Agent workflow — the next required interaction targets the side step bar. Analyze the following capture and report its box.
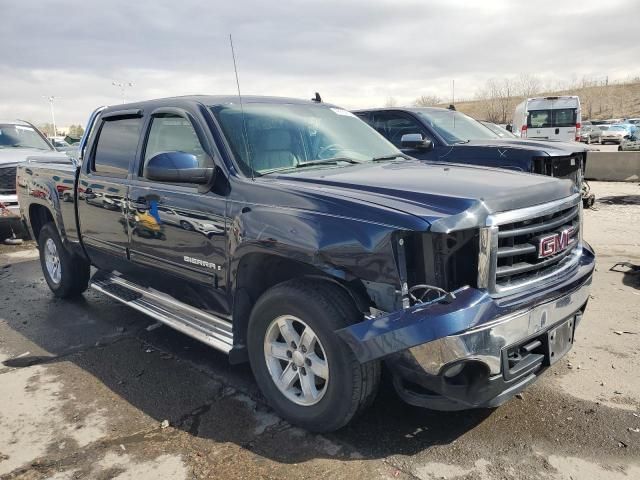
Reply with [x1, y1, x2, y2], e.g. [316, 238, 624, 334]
[90, 273, 233, 354]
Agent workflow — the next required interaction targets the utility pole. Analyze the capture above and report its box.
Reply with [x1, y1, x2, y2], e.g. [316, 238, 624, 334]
[112, 81, 134, 104]
[452, 79, 455, 105]
[42, 95, 58, 137]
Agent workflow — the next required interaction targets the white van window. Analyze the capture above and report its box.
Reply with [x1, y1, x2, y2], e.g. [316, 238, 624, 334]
[527, 109, 577, 128]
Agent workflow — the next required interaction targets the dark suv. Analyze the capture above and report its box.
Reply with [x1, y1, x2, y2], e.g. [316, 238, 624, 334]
[354, 107, 594, 206]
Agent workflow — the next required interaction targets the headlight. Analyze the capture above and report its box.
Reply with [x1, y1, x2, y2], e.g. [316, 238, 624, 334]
[401, 229, 481, 293]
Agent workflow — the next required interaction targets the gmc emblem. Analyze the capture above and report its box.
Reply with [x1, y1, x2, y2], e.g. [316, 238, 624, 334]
[538, 227, 575, 258]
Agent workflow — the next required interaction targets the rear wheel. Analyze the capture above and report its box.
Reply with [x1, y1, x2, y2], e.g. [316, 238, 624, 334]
[38, 223, 90, 298]
[247, 279, 380, 432]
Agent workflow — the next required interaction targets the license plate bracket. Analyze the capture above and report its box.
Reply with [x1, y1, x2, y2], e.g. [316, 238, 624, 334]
[547, 316, 575, 365]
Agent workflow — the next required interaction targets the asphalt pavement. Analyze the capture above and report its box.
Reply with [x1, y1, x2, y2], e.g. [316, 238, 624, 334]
[0, 181, 639, 480]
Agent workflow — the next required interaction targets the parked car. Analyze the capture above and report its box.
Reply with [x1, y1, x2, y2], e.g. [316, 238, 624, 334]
[511, 96, 581, 142]
[353, 107, 594, 206]
[17, 96, 594, 432]
[480, 120, 516, 138]
[619, 134, 640, 151]
[601, 125, 631, 144]
[579, 125, 603, 144]
[0, 120, 57, 227]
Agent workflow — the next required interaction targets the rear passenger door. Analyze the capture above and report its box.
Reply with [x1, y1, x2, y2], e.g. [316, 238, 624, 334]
[127, 109, 229, 316]
[77, 112, 143, 272]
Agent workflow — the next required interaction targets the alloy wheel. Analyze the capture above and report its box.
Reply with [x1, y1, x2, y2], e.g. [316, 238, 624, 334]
[263, 315, 329, 406]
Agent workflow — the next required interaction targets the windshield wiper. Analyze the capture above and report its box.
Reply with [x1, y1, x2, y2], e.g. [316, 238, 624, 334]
[370, 153, 411, 162]
[258, 157, 361, 176]
[454, 140, 471, 144]
[296, 157, 361, 167]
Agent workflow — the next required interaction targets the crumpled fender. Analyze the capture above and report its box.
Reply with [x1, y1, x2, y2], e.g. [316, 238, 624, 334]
[336, 287, 497, 363]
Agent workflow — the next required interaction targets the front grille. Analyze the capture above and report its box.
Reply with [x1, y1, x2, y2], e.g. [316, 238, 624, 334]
[483, 195, 582, 296]
[0, 166, 17, 194]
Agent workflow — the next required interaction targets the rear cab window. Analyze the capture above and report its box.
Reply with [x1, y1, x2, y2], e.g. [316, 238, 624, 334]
[92, 117, 143, 177]
[527, 109, 577, 128]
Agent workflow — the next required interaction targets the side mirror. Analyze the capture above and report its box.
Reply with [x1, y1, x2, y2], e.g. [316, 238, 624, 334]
[144, 151, 214, 184]
[401, 133, 433, 150]
[505, 124, 513, 132]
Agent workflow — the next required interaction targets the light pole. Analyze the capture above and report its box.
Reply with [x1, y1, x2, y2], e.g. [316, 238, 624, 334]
[112, 81, 134, 104]
[42, 95, 58, 137]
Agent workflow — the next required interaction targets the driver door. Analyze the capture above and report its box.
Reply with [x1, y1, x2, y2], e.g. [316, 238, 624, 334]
[127, 109, 229, 316]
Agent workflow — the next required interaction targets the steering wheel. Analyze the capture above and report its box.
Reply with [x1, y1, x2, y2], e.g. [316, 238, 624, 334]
[317, 143, 344, 159]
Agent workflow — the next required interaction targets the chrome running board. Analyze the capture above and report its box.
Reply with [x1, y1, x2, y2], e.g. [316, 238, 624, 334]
[90, 273, 233, 354]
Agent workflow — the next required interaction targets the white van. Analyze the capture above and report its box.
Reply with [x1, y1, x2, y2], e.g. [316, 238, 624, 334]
[512, 96, 581, 142]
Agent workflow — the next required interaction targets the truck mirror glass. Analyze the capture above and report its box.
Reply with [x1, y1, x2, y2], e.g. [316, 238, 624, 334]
[145, 151, 214, 184]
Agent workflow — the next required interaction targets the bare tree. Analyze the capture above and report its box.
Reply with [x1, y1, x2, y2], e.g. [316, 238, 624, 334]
[475, 78, 517, 123]
[38, 123, 55, 137]
[384, 97, 398, 107]
[413, 94, 441, 107]
[517, 73, 541, 98]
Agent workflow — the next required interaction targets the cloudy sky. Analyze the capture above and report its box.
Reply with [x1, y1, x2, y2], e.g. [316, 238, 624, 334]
[2, 0, 639, 126]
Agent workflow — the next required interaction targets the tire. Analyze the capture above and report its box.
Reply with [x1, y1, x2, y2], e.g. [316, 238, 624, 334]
[180, 220, 194, 231]
[247, 279, 380, 432]
[38, 223, 90, 298]
[618, 146, 623, 151]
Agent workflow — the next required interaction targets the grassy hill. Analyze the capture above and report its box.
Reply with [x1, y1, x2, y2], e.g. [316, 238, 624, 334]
[448, 81, 640, 123]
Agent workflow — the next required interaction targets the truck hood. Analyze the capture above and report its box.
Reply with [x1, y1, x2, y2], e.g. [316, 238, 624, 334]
[270, 159, 576, 232]
[0, 148, 58, 167]
[454, 138, 586, 157]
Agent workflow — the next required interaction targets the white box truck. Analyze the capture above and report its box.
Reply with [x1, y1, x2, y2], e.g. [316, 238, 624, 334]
[512, 96, 581, 142]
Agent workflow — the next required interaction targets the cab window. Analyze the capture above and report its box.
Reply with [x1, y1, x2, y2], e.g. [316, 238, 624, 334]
[142, 114, 209, 176]
[93, 117, 143, 177]
[372, 112, 430, 147]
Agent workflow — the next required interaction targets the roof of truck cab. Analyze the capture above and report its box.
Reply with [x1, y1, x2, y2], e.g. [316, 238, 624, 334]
[102, 95, 336, 113]
[353, 107, 452, 114]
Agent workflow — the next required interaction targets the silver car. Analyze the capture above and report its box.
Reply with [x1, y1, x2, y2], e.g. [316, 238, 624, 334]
[0, 120, 57, 222]
[579, 125, 604, 144]
[619, 134, 640, 151]
[600, 125, 629, 144]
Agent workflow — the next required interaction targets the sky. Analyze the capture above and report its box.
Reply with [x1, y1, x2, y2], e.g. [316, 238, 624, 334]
[1, 0, 639, 126]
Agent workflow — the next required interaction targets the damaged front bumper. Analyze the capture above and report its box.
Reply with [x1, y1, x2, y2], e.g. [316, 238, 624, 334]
[336, 243, 595, 410]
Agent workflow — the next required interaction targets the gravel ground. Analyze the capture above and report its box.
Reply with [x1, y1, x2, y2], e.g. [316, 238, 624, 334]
[0, 181, 638, 480]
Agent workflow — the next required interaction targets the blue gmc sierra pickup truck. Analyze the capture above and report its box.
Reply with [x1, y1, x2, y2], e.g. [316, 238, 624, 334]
[16, 96, 594, 432]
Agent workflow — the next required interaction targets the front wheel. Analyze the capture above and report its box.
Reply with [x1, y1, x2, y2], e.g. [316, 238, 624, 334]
[247, 279, 380, 432]
[38, 223, 90, 298]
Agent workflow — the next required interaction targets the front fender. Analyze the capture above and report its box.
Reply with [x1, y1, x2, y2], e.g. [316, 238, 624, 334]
[227, 204, 403, 305]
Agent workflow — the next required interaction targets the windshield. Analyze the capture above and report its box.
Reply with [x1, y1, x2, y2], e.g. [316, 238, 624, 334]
[211, 103, 400, 175]
[0, 124, 52, 150]
[414, 109, 499, 143]
[481, 121, 515, 138]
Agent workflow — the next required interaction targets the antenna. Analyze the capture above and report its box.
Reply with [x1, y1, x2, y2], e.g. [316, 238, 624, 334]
[229, 34, 254, 180]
